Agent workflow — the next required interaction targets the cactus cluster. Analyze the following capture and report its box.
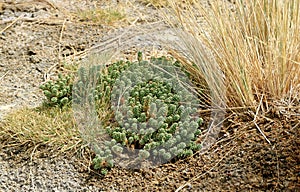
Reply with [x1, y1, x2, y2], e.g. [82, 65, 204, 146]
[39, 74, 73, 107]
[72, 60, 132, 106]
[91, 55, 203, 173]
[109, 78, 202, 156]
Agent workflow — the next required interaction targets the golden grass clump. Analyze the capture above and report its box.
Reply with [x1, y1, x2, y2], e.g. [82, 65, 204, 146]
[76, 7, 125, 25]
[138, 0, 196, 8]
[166, 0, 300, 108]
[0, 107, 82, 155]
[138, 0, 168, 7]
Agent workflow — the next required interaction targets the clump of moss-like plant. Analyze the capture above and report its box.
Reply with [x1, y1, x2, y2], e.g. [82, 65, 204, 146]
[83, 54, 203, 174]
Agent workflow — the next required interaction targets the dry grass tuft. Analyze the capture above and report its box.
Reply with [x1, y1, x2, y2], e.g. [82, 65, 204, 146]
[72, 1, 126, 26]
[166, 0, 300, 108]
[75, 7, 125, 25]
[0, 106, 82, 155]
[138, 0, 196, 8]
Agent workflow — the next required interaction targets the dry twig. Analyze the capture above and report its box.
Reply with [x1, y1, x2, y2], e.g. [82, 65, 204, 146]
[0, 15, 23, 34]
[253, 95, 271, 145]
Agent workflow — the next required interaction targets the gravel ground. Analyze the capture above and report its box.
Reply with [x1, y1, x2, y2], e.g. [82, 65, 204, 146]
[0, 152, 99, 191]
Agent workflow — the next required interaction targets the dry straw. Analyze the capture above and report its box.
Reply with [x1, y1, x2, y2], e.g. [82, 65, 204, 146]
[165, 0, 300, 108]
[0, 107, 81, 157]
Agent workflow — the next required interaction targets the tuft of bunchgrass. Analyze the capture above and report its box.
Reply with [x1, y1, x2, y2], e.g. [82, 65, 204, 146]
[76, 7, 125, 25]
[0, 106, 82, 156]
[138, 0, 170, 7]
[165, 0, 300, 108]
[138, 0, 196, 8]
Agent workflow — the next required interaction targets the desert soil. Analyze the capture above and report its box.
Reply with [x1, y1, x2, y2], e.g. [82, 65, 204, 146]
[0, 0, 299, 191]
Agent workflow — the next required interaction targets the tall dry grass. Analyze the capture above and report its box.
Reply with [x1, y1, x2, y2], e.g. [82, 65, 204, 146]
[166, 0, 300, 108]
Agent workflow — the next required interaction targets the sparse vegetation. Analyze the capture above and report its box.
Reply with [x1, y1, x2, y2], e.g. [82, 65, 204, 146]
[1, 53, 204, 175]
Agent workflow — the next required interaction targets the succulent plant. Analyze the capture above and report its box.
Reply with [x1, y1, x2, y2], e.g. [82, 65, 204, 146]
[40, 73, 73, 108]
[91, 53, 203, 172]
[72, 60, 132, 107]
